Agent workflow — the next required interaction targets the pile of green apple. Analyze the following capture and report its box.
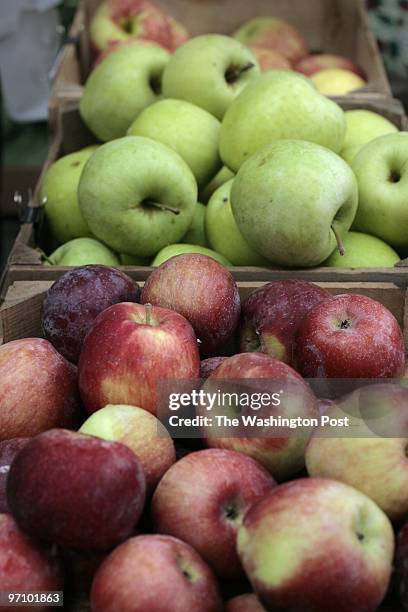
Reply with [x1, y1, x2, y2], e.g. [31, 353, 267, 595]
[40, 22, 405, 269]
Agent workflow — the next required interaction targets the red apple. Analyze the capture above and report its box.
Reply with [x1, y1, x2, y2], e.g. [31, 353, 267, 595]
[42, 264, 140, 363]
[396, 522, 408, 610]
[295, 294, 405, 378]
[90, 534, 223, 612]
[7, 429, 146, 551]
[237, 478, 394, 612]
[152, 448, 275, 579]
[90, 0, 189, 54]
[225, 593, 265, 612]
[295, 53, 365, 78]
[141, 254, 241, 356]
[79, 404, 176, 493]
[240, 280, 332, 365]
[78, 302, 200, 415]
[200, 356, 228, 379]
[233, 17, 308, 64]
[201, 353, 317, 481]
[0, 338, 80, 441]
[248, 45, 292, 71]
[0, 438, 29, 513]
[0, 513, 63, 612]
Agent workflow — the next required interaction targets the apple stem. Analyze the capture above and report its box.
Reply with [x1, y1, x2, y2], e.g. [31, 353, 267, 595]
[144, 303, 153, 326]
[225, 62, 255, 84]
[331, 225, 346, 257]
[143, 200, 180, 215]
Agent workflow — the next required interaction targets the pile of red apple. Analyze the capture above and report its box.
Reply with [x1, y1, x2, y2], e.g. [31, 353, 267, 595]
[2, 255, 408, 611]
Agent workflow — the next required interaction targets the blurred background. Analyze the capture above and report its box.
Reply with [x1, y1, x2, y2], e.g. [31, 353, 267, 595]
[1, 0, 408, 274]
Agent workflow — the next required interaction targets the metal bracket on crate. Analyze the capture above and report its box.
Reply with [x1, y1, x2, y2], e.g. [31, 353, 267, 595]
[13, 191, 43, 226]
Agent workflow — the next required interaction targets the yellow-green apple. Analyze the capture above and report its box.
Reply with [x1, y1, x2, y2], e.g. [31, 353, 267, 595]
[79, 404, 176, 493]
[182, 203, 208, 247]
[311, 68, 366, 95]
[205, 180, 269, 266]
[200, 353, 317, 481]
[233, 17, 307, 64]
[341, 143, 362, 166]
[40, 146, 97, 244]
[199, 166, 235, 203]
[78, 302, 200, 414]
[141, 253, 240, 356]
[237, 478, 394, 612]
[240, 280, 332, 364]
[323, 231, 400, 268]
[42, 265, 140, 363]
[295, 293, 405, 378]
[0, 513, 63, 608]
[395, 522, 408, 609]
[90, 534, 223, 612]
[7, 429, 146, 551]
[305, 384, 408, 521]
[79, 42, 170, 141]
[230, 140, 357, 267]
[0, 439, 28, 513]
[225, 593, 265, 612]
[90, 0, 189, 53]
[351, 133, 408, 248]
[78, 136, 197, 257]
[46, 238, 120, 267]
[200, 357, 227, 379]
[128, 99, 221, 189]
[219, 71, 346, 172]
[342, 109, 398, 151]
[247, 46, 291, 70]
[295, 53, 365, 77]
[151, 449, 275, 578]
[151, 244, 230, 267]
[0, 338, 79, 440]
[162, 35, 260, 120]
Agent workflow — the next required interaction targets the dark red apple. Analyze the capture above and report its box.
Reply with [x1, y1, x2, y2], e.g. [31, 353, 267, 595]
[200, 356, 228, 379]
[0, 338, 80, 440]
[240, 280, 331, 365]
[141, 254, 241, 356]
[42, 264, 140, 363]
[152, 448, 275, 579]
[78, 302, 200, 415]
[90, 534, 223, 612]
[0, 438, 29, 513]
[396, 522, 408, 610]
[201, 352, 317, 481]
[295, 294, 405, 378]
[62, 548, 106, 597]
[0, 513, 63, 612]
[7, 429, 146, 551]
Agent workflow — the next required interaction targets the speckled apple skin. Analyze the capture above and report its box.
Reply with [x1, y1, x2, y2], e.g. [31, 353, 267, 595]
[295, 293, 405, 378]
[141, 253, 241, 356]
[151, 448, 275, 579]
[7, 429, 146, 551]
[0, 438, 29, 513]
[78, 302, 200, 414]
[0, 338, 80, 440]
[0, 513, 63, 612]
[42, 265, 140, 363]
[200, 356, 227, 379]
[91, 534, 223, 612]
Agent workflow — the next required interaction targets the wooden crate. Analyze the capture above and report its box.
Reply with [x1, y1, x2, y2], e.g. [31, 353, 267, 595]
[2, 95, 408, 302]
[49, 0, 391, 127]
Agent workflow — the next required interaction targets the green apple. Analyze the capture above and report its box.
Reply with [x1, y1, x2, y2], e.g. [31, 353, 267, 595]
[127, 99, 221, 188]
[152, 244, 231, 267]
[219, 70, 346, 172]
[343, 110, 398, 150]
[199, 166, 235, 203]
[341, 144, 361, 166]
[119, 253, 151, 265]
[323, 231, 400, 267]
[46, 238, 119, 266]
[78, 136, 197, 257]
[182, 202, 208, 247]
[352, 133, 408, 248]
[231, 140, 358, 267]
[162, 35, 260, 120]
[79, 42, 170, 141]
[206, 180, 269, 266]
[41, 146, 98, 244]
